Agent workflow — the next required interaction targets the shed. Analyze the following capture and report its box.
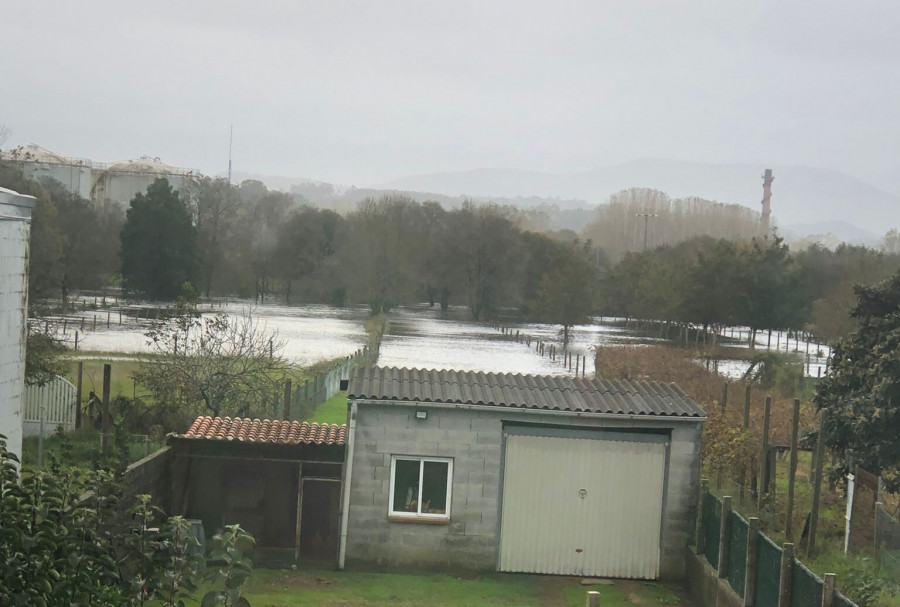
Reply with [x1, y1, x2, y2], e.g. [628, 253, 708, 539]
[341, 366, 706, 580]
[168, 417, 346, 564]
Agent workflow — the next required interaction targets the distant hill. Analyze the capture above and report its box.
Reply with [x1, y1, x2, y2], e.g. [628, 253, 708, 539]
[379, 159, 900, 237]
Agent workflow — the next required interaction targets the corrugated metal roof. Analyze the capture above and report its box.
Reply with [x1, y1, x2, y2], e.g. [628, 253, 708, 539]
[348, 367, 705, 418]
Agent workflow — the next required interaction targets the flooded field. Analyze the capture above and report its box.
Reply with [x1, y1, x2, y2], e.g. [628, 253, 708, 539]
[47, 299, 828, 379]
[377, 306, 665, 376]
[55, 302, 370, 365]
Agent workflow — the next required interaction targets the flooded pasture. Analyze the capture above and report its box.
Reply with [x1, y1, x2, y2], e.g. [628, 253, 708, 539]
[50, 299, 828, 379]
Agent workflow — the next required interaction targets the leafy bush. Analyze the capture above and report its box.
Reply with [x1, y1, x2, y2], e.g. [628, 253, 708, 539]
[0, 433, 255, 605]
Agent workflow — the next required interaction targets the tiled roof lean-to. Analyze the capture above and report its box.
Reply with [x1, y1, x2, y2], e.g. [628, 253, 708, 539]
[182, 417, 346, 446]
[348, 367, 705, 418]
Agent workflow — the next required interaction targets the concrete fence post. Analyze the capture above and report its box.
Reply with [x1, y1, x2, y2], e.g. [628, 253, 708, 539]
[822, 573, 836, 607]
[586, 591, 601, 607]
[778, 543, 794, 607]
[718, 496, 732, 578]
[696, 479, 709, 554]
[744, 517, 761, 607]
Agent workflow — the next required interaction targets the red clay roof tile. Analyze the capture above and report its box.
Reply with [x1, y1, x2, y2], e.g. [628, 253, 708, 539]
[181, 416, 346, 446]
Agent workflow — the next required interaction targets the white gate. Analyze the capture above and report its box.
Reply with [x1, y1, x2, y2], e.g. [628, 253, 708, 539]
[23, 375, 77, 437]
[498, 433, 666, 579]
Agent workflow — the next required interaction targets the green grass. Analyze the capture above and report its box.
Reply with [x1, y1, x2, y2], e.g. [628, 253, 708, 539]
[305, 392, 349, 426]
[65, 358, 150, 400]
[165, 568, 687, 606]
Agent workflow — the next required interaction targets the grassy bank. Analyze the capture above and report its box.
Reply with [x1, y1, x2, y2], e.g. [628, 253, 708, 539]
[151, 568, 686, 606]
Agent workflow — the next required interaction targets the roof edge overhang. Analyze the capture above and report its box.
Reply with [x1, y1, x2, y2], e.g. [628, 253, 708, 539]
[349, 398, 706, 423]
[167, 435, 346, 462]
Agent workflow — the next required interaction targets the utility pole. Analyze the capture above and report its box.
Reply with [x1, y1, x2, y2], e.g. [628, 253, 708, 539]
[636, 213, 658, 250]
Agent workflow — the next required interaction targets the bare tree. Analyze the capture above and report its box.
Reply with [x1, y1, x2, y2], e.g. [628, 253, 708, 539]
[135, 311, 298, 427]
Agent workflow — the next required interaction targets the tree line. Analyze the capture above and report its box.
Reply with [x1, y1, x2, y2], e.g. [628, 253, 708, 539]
[5, 161, 899, 344]
[599, 235, 900, 343]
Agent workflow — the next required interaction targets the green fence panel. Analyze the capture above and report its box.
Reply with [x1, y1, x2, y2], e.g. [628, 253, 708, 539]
[790, 559, 823, 607]
[703, 492, 722, 568]
[755, 534, 782, 607]
[834, 590, 860, 607]
[726, 511, 749, 597]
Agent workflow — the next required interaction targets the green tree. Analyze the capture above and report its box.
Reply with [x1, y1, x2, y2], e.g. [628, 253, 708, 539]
[273, 206, 343, 304]
[135, 312, 295, 425]
[454, 203, 523, 320]
[816, 272, 900, 482]
[121, 178, 199, 300]
[738, 236, 806, 347]
[527, 238, 598, 345]
[40, 178, 123, 304]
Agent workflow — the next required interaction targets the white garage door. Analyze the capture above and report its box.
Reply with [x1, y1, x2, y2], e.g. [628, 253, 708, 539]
[498, 433, 666, 579]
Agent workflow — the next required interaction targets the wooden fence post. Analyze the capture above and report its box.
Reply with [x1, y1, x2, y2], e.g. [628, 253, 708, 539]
[808, 408, 828, 557]
[740, 386, 751, 503]
[745, 517, 761, 607]
[786, 399, 800, 540]
[718, 383, 728, 490]
[822, 573, 835, 607]
[759, 396, 772, 511]
[100, 364, 111, 453]
[696, 479, 709, 554]
[75, 362, 83, 429]
[778, 543, 794, 607]
[282, 379, 292, 421]
[718, 496, 732, 578]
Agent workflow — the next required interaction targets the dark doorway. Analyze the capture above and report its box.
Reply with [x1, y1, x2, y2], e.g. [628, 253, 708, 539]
[299, 479, 341, 563]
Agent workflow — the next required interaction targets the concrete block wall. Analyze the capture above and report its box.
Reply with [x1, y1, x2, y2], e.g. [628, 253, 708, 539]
[345, 405, 504, 570]
[345, 401, 703, 579]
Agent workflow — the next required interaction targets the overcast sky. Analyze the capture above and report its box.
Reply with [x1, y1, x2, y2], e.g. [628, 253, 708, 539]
[2, 1, 898, 189]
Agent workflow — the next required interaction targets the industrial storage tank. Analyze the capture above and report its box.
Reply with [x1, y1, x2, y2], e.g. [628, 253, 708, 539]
[0, 144, 93, 199]
[90, 156, 198, 204]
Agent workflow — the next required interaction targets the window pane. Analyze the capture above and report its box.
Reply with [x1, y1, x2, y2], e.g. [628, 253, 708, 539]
[421, 461, 449, 514]
[392, 459, 420, 513]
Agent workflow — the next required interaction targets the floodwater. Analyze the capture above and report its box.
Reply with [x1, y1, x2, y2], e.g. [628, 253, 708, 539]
[50, 299, 828, 379]
[377, 306, 663, 376]
[56, 302, 370, 365]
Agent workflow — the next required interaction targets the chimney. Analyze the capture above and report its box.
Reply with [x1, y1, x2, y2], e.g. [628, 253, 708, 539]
[761, 169, 774, 235]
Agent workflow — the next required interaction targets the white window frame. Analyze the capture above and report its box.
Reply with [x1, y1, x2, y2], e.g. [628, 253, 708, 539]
[388, 456, 453, 520]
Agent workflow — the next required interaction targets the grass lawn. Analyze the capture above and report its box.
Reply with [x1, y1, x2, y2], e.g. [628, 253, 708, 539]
[184, 568, 688, 606]
[65, 357, 150, 400]
[305, 392, 349, 426]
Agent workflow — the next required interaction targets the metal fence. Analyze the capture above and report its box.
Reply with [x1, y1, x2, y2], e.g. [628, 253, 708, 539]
[290, 346, 370, 418]
[703, 491, 722, 568]
[726, 511, 749, 597]
[791, 559, 824, 607]
[23, 375, 77, 436]
[699, 485, 861, 607]
[756, 534, 783, 607]
[834, 591, 857, 607]
[875, 503, 900, 581]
